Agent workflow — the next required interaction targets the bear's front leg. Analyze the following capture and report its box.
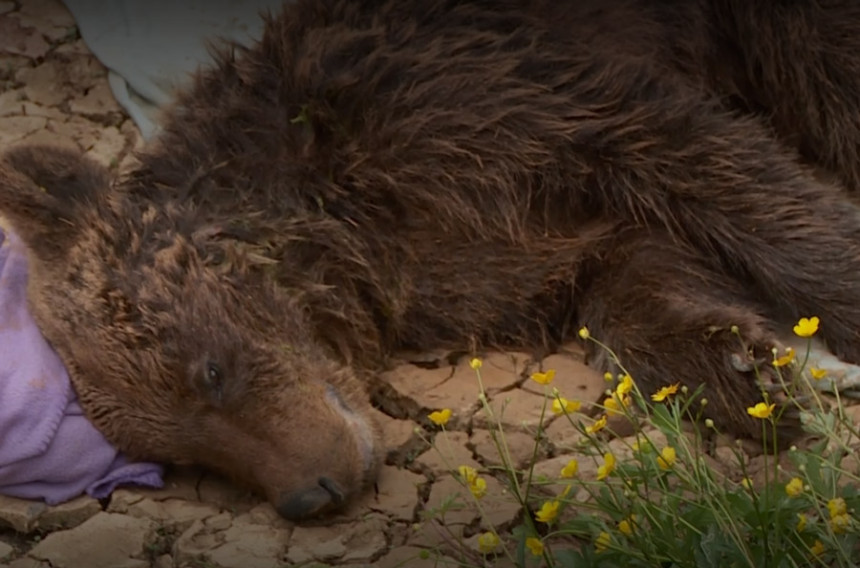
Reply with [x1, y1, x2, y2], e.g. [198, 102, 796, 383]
[575, 230, 804, 444]
[573, 65, 860, 366]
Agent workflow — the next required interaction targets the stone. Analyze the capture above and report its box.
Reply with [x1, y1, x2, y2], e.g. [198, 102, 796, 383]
[373, 408, 417, 453]
[284, 515, 388, 564]
[422, 475, 476, 527]
[406, 515, 467, 552]
[284, 525, 346, 564]
[17, 62, 65, 106]
[172, 520, 224, 564]
[37, 496, 101, 531]
[475, 388, 549, 431]
[0, 116, 47, 146]
[4, 558, 48, 568]
[112, 496, 220, 529]
[522, 347, 605, 406]
[414, 431, 480, 475]
[373, 466, 424, 521]
[13, 121, 78, 149]
[205, 513, 232, 532]
[19, 102, 67, 120]
[16, 0, 76, 39]
[0, 88, 25, 117]
[120, 118, 144, 150]
[530, 454, 591, 501]
[0, 495, 47, 533]
[0, 17, 50, 59]
[29, 116, 104, 150]
[375, 546, 460, 568]
[207, 521, 290, 568]
[543, 413, 587, 452]
[83, 125, 126, 167]
[470, 429, 541, 470]
[27, 512, 153, 568]
[105, 490, 144, 511]
[476, 476, 522, 530]
[746, 453, 796, 487]
[445, 351, 535, 396]
[69, 82, 122, 118]
[380, 364, 482, 422]
[54, 54, 105, 91]
[54, 39, 92, 56]
[341, 465, 423, 521]
[0, 541, 14, 561]
[242, 503, 292, 530]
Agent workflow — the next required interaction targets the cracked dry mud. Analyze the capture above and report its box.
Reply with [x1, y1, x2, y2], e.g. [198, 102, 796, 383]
[2, 2, 860, 567]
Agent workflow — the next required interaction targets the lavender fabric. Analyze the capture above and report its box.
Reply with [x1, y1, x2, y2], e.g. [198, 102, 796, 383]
[0, 226, 164, 505]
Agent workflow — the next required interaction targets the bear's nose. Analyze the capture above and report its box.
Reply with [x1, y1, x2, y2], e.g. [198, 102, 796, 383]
[276, 476, 346, 521]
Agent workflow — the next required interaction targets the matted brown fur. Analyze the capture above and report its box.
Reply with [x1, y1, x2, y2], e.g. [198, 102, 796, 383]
[2, 0, 860, 520]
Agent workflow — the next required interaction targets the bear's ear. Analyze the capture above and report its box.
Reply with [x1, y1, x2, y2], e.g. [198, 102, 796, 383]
[0, 144, 111, 262]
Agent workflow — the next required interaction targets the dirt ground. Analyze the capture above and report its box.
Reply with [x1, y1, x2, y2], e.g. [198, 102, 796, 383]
[1, 2, 859, 567]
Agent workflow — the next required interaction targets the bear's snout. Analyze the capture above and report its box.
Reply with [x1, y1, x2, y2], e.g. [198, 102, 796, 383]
[277, 476, 346, 521]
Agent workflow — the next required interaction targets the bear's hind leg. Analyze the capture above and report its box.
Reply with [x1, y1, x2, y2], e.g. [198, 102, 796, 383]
[576, 230, 804, 442]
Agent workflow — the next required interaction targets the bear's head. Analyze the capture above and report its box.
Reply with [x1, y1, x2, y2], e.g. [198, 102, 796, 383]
[0, 144, 382, 520]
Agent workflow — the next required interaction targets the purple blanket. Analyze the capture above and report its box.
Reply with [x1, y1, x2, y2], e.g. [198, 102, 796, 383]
[0, 227, 164, 505]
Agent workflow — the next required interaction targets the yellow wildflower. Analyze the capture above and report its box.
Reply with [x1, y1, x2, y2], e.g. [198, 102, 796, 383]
[618, 514, 637, 536]
[586, 414, 608, 434]
[796, 513, 807, 532]
[831, 513, 850, 534]
[651, 383, 680, 402]
[657, 446, 677, 471]
[603, 371, 614, 382]
[469, 358, 482, 370]
[632, 440, 653, 453]
[535, 500, 560, 524]
[809, 367, 828, 380]
[477, 531, 500, 554]
[810, 540, 825, 556]
[428, 408, 452, 426]
[604, 396, 622, 415]
[616, 374, 634, 396]
[793, 316, 820, 338]
[531, 369, 556, 385]
[578, 326, 590, 339]
[773, 347, 795, 367]
[552, 396, 581, 415]
[827, 497, 847, 518]
[525, 537, 544, 557]
[747, 402, 775, 419]
[741, 477, 753, 490]
[469, 477, 487, 499]
[560, 459, 579, 479]
[597, 452, 616, 480]
[595, 531, 611, 553]
[785, 477, 804, 497]
[458, 465, 478, 484]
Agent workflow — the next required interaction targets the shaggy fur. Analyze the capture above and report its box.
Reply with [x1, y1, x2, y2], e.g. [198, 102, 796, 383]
[3, 0, 860, 519]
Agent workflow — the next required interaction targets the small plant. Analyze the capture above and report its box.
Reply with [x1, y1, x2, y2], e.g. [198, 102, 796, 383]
[419, 316, 860, 567]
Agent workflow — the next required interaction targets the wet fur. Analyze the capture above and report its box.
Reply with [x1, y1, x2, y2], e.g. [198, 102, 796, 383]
[3, 0, 860, 517]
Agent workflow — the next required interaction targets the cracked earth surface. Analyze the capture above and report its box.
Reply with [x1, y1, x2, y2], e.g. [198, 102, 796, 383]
[2, 2, 860, 567]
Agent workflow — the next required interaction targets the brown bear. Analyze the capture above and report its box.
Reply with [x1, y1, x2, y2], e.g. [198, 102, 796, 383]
[2, 0, 860, 521]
